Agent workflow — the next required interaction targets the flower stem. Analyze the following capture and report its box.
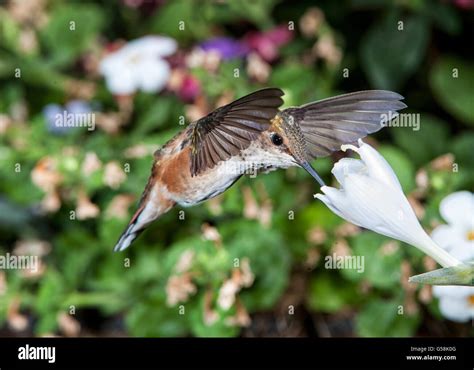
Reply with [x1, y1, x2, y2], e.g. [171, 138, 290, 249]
[416, 234, 462, 268]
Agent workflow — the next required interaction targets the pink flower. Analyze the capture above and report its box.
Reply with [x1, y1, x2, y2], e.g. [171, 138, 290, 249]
[244, 25, 294, 62]
[179, 74, 201, 102]
[453, 0, 474, 9]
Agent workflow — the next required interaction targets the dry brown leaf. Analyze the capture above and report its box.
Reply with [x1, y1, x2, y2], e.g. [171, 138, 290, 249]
[165, 273, 197, 306]
[299, 7, 325, 37]
[307, 226, 327, 245]
[57, 312, 81, 337]
[103, 161, 127, 189]
[76, 191, 100, 220]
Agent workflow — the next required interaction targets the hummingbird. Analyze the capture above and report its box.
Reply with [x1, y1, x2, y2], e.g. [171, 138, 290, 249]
[114, 88, 406, 252]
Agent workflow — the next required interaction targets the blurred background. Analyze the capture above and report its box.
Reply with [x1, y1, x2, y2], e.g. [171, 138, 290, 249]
[0, 0, 473, 337]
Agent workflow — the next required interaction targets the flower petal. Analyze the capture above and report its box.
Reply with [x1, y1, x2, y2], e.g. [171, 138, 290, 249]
[449, 241, 474, 262]
[134, 59, 171, 93]
[432, 284, 474, 298]
[315, 188, 358, 225]
[105, 66, 137, 95]
[99, 51, 127, 77]
[440, 191, 474, 228]
[356, 140, 403, 192]
[343, 173, 422, 245]
[437, 295, 473, 323]
[127, 36, 177, 58]
[431, 224, 462, 252]
[331, 158, 365, 188]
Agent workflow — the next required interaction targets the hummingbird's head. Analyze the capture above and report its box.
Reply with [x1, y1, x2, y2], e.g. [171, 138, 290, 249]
[266, 114, 325, 187]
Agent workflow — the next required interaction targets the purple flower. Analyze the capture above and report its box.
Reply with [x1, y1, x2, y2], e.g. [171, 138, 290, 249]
[200, 37, 249, 60]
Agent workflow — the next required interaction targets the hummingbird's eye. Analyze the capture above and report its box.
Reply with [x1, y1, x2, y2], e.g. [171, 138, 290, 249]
[271, 133, 283, 146]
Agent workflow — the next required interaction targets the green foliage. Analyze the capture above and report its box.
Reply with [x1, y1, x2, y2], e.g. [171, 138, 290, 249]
[356, 298, 420, 337]
[391, 115, 449, 167]
[221, 221, 291, 311]
[40, 3, 105, 68]
[360, 10, 429, 90]
[430, 56, 474, 126]
[452, 133, 474, 169]
[342, 233, 402, 290]
[149, 0, 201, 41]
[307, 273, 359, 313]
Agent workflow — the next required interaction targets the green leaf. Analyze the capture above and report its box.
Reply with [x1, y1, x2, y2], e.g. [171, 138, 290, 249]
[148, 0, 209, 41]
[342, 232, 402, 289]
[452, 132, 474, 168]
[221, 221, 291, 311]
[299, 201, 343, 232]
[133, 96, 174, 136]
[36, 312, 60, 335]
[226, 0, 277, 28]
[34, 269, 64, 316]
[4, 57, 69, 90]
[127, 249, 165, 285]
[307, 273, 359, 313]
[420, 2, 461, 35]
[0, 9, 21, 52]
[360, 10, 429, 90]
[40, 4, 104, 67]
[356, 298, 420, 337]
[390, 115, 449, 167]
[430, 56, 474, 126]
[270, 63, 319, 107]
[126, 296, 189, 337]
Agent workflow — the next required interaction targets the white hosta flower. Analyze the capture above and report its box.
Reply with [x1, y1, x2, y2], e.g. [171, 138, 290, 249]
[314, 140, 461, 268]
[100, 36, 177, 95]
[432, 285, 474, 323]
[431, 191, 474, 262]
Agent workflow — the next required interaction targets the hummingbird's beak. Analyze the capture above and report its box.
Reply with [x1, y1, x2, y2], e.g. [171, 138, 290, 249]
[299, 160, 326, 187]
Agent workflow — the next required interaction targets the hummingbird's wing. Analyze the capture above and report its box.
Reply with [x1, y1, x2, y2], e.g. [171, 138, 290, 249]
[284, 90, 406, 158]
[190, 88, 284, 176]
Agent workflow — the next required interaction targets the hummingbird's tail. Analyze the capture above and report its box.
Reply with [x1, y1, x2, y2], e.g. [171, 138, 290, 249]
[113, 188, 175, 252]
[113, 205, 149, 252]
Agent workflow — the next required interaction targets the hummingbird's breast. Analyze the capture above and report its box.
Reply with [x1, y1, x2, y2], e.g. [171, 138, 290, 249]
[156, 131, 295, 207]
[156, 145, 239, 206]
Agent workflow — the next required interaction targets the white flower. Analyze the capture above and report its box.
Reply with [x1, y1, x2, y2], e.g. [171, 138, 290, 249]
[432, 285, 474, 323]
[99, 36, 177, 95]
[314, 140, 461, 268]
[431, 191, 474, 262]
[429, 191, 474, 322]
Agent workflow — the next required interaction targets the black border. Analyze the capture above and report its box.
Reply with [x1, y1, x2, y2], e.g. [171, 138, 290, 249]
[0, 337, 471, 369]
